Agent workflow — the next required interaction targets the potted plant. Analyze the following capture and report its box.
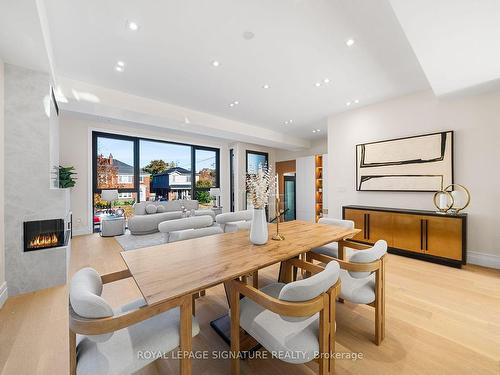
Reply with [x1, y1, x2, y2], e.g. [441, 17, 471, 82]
[59, 165, 77, 188]
[246, 163, 273, 245]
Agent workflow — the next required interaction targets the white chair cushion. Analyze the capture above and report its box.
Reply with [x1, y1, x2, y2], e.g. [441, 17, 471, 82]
[224, 220, 252, 233]
[318, 218, 354, 229]
[311, 242, 339, 258]
[168, 226, 223, 242]
[278, 261, 339, 321]
[77, 298, 200, 375]
[349, 240, 387, 278]
[339, 269, 376, 304]
[239, 283, 320, 364]
[70, 268, 113, 319]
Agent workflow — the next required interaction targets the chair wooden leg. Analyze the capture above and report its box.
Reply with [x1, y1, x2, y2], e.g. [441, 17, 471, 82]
[328, 291, 336, 374]
[69, 329, 77, 375]
[374, 269, 383, 345]
[305, 252, 312, 278]
[252, 271, 258, 289]
[230, 283, 240, 375]
[180, 295, 193, 375]
[319, 295, 329, 375]
[381, 260, 386, 341]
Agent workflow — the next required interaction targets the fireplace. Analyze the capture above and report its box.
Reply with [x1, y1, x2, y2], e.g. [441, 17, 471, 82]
[23, 219, 67, 252]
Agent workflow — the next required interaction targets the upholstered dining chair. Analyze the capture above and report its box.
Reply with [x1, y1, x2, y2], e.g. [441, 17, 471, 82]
[158, 215, 223, 243]
[229, 258, 341, 375]
[69, 267, 200, 375]
[215, 210, 253, 233]
[311, 218, 355, 259]
[308, 240, 387, 345]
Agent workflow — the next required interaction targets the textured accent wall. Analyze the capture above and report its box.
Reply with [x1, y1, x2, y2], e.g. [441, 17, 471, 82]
[4, 64, 69, 296]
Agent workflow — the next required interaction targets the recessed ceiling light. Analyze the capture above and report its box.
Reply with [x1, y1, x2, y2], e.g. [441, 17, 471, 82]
[284, 121, 289, 125]
[323, 78, 330, 84]
[346, 101, 352, 106]
[115, 65, 124, 72]
[312, 130, 316, 133]
[315, 82, 321, 87]
[233, 101, 239, 105]
[262, 84, 270, 89]
[211, 60, 220, 67]
[243, 31, 255, 40]
[346, 38, 355, 47]
[127, 20, 139, 31]
[354, 99, 359, 104]
[316, 129, 321, 132]
[229, 103, 234, 107]
[117, 61, 125, 67]
[289, 119, 293, 124]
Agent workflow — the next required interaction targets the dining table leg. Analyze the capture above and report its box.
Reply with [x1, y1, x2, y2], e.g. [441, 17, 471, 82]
[180, 295, 193, 375]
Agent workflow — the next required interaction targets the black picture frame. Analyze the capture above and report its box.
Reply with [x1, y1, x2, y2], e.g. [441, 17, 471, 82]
[355, 131, 454, 192]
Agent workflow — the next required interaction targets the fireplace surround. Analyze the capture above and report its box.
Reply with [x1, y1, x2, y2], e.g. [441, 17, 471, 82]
[23, 219, 68, 252]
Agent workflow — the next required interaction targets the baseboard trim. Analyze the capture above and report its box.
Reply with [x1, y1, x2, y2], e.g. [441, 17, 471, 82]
[467, 251, 500, 269]
[0, 282, 8, 309]
[72, 227, 92, 236]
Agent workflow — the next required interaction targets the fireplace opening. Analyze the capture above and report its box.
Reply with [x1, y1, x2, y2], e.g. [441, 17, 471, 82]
[24, 219, 67, 252]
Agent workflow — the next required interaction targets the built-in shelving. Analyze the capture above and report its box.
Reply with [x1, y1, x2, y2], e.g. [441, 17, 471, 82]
[315, 155, 323, 222]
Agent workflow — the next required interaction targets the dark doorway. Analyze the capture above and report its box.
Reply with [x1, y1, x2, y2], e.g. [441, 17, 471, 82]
[284, 175, 296, 221]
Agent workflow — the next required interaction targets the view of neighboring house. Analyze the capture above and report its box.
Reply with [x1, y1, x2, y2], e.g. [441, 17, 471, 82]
[151, 167, 192, 200]
[96, 153, 151, 201]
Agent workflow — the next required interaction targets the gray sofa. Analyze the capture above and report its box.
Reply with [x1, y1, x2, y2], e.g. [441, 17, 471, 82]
[128, 200, 215, 235]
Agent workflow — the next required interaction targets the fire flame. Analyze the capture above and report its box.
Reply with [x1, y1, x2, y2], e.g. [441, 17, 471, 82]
[29, 233, 59, 249]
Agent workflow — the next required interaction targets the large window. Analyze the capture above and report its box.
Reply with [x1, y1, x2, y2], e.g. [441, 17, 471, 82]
[92, 132, 220, 229]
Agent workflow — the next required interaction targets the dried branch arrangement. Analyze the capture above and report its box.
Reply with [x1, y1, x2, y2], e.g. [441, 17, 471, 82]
[246, 163, 274, 209]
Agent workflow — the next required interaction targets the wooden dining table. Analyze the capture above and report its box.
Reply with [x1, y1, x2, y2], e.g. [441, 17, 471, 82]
[121, 220, 359, 374]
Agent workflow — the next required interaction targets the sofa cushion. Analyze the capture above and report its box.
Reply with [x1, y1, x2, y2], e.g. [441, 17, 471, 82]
[158, 216, 214, 233]
[128, 211, 183, 235]
[145, 204, 157, 214]
[156, 205, 166, 213]
[168, 226, 223, 243]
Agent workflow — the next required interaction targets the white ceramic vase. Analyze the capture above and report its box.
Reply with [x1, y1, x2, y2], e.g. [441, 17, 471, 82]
[250, 208, 268, 245]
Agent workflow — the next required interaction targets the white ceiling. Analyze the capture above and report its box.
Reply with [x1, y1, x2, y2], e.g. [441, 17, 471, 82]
[0, 0, 49, 72]
[390, 0, 500, 96]
[40, 0, 429, 140]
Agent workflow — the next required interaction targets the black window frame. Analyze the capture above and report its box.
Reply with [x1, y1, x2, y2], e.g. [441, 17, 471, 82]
[92, 131, 220, 210]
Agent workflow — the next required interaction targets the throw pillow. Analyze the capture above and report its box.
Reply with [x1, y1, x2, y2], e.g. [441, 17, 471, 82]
[145, 204, 157, 214]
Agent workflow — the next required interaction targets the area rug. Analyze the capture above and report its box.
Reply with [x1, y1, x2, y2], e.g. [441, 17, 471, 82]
[115, 231, 167, 251]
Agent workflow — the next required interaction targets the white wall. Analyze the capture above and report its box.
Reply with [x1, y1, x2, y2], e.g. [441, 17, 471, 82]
[328, 90, 500, 266]
[0, 60, 6, 307]
[59, 112, 231, 235]
[276, 138, 327, 162]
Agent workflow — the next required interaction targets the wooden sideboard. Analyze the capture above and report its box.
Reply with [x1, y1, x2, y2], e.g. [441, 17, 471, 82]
[342, 205, 467, 268]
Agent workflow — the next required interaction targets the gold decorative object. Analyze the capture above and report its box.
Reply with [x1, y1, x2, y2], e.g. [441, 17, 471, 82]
[271, 173, 286, 243]
[444, 184, 471, 214]
[433, 190, 454, 214]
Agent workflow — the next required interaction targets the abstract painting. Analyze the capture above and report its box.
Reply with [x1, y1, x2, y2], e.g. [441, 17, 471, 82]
[356, 131, 453, 192]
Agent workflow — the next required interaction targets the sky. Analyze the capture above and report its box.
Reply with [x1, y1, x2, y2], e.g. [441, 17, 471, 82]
[97, 137, 216, 172]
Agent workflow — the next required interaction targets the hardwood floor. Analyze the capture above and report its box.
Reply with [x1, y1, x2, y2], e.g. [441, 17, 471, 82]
[1, 233, 500, 374]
